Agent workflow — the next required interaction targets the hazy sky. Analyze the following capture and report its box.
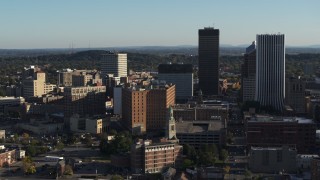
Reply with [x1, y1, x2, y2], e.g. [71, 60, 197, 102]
[0, 0, 319, 49]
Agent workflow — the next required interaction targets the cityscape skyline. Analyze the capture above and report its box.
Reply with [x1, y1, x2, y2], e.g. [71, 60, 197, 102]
[0, 0, 320, 49]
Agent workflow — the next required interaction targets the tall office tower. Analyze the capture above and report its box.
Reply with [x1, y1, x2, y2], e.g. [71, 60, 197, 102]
[255, 34, 285, 111]
[101, 52, 127, 80]
[64, 86, 106, 128]
[158, 64, 193, 101]
[198, 27, 220, 96]
[122, 82, 175, 134]
[241, 42, 256, 102]
[285, 77, 306, 114]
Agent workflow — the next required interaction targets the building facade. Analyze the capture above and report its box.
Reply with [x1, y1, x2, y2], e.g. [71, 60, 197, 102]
[131, 140, 183, 174]
[176, 121, 226, 148]
[158, 64, 193, 101]
[245, 115, 316, 153]
[101, 52, 127, 79]
[122, 83, 175, 134]
[0, 149, 16, 167]
[248, 146, 297, 173]
[70, 114, 107, 134]
[255, 34, 285, 111]
[241, 42, 256, 102]
[63, 86, 106, 126]
[198, 27, 220, 96]
[0, 97, 25, 113]
[173, 104, 228, 122]
[285, 77, 306, 114]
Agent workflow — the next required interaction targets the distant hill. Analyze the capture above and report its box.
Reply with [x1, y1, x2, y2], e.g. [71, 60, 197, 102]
[0, 45, 320, 57]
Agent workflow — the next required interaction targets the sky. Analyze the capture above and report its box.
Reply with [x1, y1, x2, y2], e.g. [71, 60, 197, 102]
[0, 0, 319, 49]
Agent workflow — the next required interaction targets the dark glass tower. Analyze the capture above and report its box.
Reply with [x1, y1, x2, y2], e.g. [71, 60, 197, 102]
[198, 27, 220, 95]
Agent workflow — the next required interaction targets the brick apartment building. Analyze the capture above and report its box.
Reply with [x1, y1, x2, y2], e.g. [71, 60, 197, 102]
[245, 115, 316, 153]
[122, 83, 175, 134]
[131, 139, 182, 174]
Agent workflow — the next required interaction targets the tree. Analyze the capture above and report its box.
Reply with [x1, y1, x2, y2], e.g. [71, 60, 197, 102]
[26, 146, 37, 157]
[220, 149, 229, 162]
[22, 132, 30, 139]
[26, 165, 36, 174]
[182, 159, 194, 169]
[56, 142, 64, 150]
[244, 169, 252, 179]
[223, 166, 231, 174]
[109, 129, 117, 136]
[111, 174, 124, 180]
[64, 165, 73, 175]
[22, 156, 36, 175]
[100, 131, 132, 155]
[227, 132, 234, 144]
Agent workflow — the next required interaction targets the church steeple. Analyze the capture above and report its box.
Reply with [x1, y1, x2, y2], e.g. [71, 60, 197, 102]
[166, 106, 177, 140]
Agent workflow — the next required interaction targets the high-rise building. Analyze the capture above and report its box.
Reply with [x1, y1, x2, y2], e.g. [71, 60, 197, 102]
[158, 64, 193, 101]
[285, 77, 306, 114]
[241, 42, 256, 102]
[122, 82, 175, 134]
[101, 52, 127, 80]
[198, 27, 220, 96]
[255, 34, 285, 111]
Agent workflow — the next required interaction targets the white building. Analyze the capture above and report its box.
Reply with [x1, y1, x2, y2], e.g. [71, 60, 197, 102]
[255, 34, 285, 111]
[101, 52, 127, 80]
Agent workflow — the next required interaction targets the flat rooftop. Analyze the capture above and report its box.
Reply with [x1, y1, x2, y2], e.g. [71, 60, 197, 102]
[176, 120, 223, 133]
[247, 115, 314, 124]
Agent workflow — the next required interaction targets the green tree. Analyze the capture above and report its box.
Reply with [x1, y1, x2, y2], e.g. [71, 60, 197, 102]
[56, 142, 64, 150]
[22, 156, 36, 175]
[111, 174, 124, 180]
[109, 129, 118, 136]
[244, 169, 252, 179]
[182, 159, 194, 169]
[26, 146, 37, 157]
[220, 149, 229, 162]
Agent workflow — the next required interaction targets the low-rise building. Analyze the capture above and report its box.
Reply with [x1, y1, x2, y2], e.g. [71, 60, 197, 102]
[131, 139, 183, 174]
[173, 104, 228, 122]
[0, 96, 25, 113]
[311, 157, 320, 180]
[70, 114, 107, 134]
[297, 154, 319, 169]
[0, 149, 16, 167]
[248, 146, 297, 173]
[16, 120, 64, 135]
[245, 115, 316, 153]
[176, 120, 226, 148]
[16, 149, 26, 160]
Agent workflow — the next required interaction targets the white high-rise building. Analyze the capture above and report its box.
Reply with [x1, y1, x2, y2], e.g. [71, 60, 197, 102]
[101, 52, 127, 80]
[255, 34, 285, 111]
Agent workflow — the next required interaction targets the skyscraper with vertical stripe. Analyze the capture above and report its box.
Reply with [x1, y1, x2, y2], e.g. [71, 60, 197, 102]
[255, 34, 285, 111]
[198, 27, 220, 96]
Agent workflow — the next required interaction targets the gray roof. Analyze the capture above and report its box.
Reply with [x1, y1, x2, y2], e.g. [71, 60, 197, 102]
[176, 120, 223, 133]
